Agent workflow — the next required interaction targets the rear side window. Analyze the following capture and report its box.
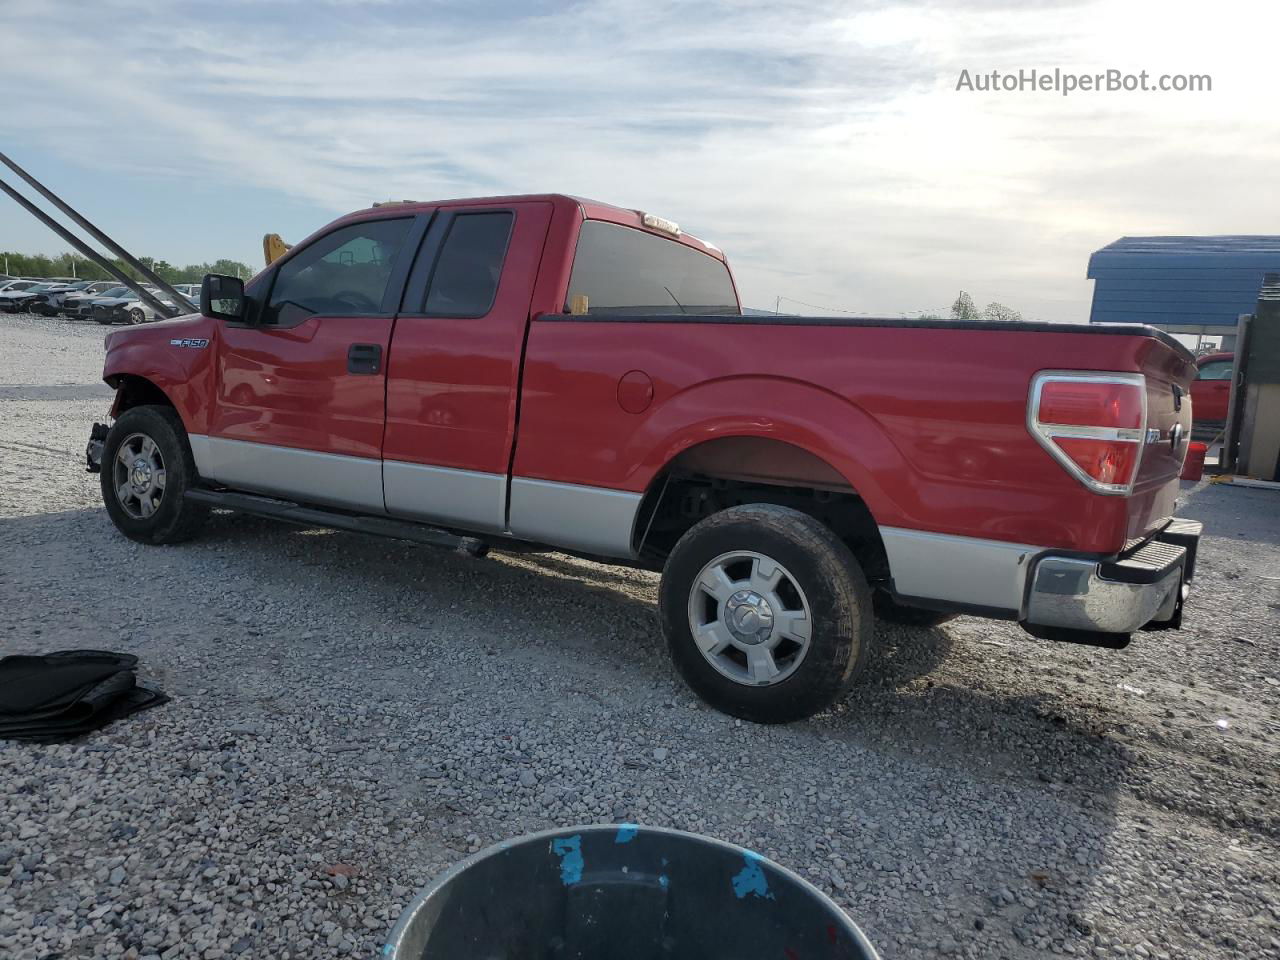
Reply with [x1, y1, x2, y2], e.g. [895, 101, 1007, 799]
[566, 220, 739, 316]
[265, 217, 412, 325]
[1196, 360, 1232, 381]
[424, 212, 514, 317]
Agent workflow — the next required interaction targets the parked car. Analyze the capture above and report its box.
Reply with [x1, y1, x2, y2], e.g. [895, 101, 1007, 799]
[0, 279, 41, 296]
[1191, 352, 1233, 432]
[91, 193, 1201, 723]
[104, 290, 181, 325]
[0, 282, 66, 313]
[28, 282, 89, 316]
[60, 282, 128, 318]
[91, 290, 147, 324]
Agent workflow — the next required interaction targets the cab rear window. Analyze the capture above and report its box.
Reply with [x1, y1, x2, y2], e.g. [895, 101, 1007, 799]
[566, 220, 738, 316]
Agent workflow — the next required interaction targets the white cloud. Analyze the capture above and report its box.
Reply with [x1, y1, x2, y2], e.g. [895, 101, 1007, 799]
[1, 0, 1278, 318]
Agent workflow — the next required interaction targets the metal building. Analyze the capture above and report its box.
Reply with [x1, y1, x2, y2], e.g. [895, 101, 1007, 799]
[1087, 236, 1280, 351]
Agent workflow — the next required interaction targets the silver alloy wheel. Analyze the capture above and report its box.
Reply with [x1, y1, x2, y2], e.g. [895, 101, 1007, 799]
[129, 308, 145, 325]
[112, 432, 167, 520]
[687, 550, 813, 686]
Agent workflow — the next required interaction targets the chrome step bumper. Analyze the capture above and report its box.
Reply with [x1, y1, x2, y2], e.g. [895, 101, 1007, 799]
[1021, 519, 1201, 646]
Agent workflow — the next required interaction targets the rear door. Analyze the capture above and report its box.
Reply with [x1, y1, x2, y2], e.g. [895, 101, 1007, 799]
[205, 215, 422, 512]
[382, 200, 553, 532]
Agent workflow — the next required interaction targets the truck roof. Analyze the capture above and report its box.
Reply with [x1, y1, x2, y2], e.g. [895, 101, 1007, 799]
[336, 193, 727, 262]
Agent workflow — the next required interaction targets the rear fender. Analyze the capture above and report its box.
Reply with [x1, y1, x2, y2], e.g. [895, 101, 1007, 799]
[628, 375, 910, 524]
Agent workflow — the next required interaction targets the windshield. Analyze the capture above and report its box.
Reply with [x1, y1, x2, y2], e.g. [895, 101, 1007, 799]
[565, 220, 739, 316]
[98, 287, 129, 298]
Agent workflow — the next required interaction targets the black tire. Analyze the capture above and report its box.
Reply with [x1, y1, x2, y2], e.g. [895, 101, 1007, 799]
[873, 593, 959, 628]
[128, 308, 146, 325]
[100, 405, 208, 545]
[659, 504, 874, 724]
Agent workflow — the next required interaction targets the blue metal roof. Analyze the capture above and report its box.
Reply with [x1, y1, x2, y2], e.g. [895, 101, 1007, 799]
[1087, 236, 1280, 327]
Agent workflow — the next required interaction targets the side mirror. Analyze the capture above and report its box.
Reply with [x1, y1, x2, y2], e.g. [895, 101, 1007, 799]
[201, 273, 247, 322]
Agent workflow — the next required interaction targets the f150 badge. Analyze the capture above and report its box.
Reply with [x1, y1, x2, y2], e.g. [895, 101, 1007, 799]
[170, 338, 209, 349]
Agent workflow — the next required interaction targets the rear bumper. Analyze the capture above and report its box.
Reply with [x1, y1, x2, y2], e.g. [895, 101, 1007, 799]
[1022, 518, 1201, 641]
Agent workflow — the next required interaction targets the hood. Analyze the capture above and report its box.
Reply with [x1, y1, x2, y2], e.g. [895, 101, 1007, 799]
[103, 311, 210, 353]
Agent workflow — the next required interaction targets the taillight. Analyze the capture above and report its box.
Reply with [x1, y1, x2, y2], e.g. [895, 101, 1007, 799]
[1029, 373, 1147, 495]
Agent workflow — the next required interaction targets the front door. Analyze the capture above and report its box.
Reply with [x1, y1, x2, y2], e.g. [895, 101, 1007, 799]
[206, 215, 419, 512]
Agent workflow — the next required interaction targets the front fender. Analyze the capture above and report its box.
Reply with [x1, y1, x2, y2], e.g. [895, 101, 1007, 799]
[102, 315, 218, 434]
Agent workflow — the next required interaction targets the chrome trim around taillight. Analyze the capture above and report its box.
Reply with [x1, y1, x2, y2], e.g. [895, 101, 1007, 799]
[1027, 371, 1148, 496]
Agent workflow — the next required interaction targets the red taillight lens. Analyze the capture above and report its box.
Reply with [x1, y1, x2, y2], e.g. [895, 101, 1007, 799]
[1053, 437, 1140, 487]
[1030, 374, 1147, 495]
[1037, 381, 1143, 429]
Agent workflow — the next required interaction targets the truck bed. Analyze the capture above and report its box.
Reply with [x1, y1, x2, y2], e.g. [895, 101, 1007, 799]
[514, 314, 1197, 556]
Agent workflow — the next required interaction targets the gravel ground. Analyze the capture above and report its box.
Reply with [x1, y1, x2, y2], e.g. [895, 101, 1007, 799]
[1, 311, 1278, 960]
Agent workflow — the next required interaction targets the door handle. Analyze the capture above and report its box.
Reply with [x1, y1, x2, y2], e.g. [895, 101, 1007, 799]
[348, 343, 382, 374]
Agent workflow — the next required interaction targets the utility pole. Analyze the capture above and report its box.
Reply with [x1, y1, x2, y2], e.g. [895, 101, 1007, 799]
[774, 296, 780, 315]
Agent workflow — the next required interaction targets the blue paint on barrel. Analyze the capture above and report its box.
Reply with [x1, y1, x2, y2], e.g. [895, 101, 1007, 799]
[384, 826, 880, 959]
[551, 835, 584, 885]
[732, 851, 774, 900]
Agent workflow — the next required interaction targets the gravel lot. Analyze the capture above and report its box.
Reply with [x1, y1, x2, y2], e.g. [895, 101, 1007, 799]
[1, 311, 1278, 960]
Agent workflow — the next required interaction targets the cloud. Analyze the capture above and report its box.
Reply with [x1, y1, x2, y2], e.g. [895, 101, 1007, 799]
[2, 0, 1278, 319]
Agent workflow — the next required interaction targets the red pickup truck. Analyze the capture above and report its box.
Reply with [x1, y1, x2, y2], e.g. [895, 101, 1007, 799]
[91, 194, 1202, 722]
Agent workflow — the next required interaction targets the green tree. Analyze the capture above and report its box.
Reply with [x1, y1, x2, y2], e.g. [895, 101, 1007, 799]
[982, 302, 1023, 323]
[950, 291, 978, 320]
[1, 250, 253, 284]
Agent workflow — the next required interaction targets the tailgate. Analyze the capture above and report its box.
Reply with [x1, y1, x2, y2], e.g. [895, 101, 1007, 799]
[1136, 365, 1193, 487]
[1128, 339, 1196, 540]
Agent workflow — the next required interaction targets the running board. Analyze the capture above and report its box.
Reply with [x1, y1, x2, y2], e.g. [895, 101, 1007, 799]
[184, 488, 490, 556]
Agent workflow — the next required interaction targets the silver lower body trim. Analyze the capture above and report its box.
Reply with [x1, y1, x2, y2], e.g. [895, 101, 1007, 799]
[192, 435, 385, 513]
[880, 526, 1041, 614]
[384, 461, 506, 534]
[507, 477, 642, 559]
[189, 436, 644, 557]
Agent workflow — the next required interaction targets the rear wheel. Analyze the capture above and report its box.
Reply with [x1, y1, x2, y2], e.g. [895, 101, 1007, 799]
[100, 405, 208, 544]
[659, 504, 873, 724]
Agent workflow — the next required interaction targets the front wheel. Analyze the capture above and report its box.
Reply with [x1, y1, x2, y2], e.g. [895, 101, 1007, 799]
[128, 308, 146, 325]
[100, 405, 208, 544]
[659, 504, 874, 724]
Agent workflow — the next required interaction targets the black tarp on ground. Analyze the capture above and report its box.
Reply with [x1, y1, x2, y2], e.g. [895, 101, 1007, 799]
[0, 650, 168, 743]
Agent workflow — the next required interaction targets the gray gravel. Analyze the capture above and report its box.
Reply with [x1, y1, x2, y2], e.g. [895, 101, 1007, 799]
[1, 311, 1278, 959]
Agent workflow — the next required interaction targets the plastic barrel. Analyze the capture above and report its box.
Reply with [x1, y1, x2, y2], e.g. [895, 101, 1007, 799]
[1181, 441, 1207, 481]
[384, 824, 880, 960]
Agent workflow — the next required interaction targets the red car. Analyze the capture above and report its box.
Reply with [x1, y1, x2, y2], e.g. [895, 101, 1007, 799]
[89, 194, 1201, 722]
[1191, 351, 1234, 426]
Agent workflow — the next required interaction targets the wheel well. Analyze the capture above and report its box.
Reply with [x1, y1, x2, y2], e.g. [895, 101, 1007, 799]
[633, 437, 889, 583]
[109, 375, 174, 415]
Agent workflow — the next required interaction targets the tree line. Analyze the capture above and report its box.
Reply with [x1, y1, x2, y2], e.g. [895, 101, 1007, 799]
[1, 251, 253, 284]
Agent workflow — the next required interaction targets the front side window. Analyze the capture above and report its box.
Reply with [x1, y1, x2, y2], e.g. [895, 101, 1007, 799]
[566, 220, 739, 316]
[1196, 360, 1233, 381]
[265, 217, 412, 325]
[423, 212, 514, 317]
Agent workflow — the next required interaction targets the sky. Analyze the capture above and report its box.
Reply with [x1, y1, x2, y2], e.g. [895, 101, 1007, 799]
[1, 0, 1277, 320]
